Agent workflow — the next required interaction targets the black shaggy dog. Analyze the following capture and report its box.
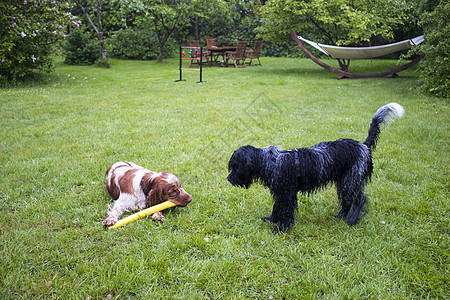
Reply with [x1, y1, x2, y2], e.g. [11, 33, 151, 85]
[227, 103, 404, 233]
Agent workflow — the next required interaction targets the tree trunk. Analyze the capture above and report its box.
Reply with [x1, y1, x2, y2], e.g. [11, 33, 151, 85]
[75, 0, 107, 61]
[158, 33, 170, 62]
[158, 43, 163, 62]
[194, 15, 199, 40]
[98, 34, 107, 61]
[337, 59, 350, 71]
[94, 0, 107, 61]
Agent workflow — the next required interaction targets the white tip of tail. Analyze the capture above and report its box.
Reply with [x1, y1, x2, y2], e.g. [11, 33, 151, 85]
[386, 102, 404, 118]
[377, 102, 404, 124]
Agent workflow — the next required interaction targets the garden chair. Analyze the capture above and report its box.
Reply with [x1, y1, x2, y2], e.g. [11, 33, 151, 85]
[246, 40, 263, 66]
[187, 40, 210, 67]
[225, 41, 247, 68]
[206, 38, 221, 63]
[187, 40, 200, 47]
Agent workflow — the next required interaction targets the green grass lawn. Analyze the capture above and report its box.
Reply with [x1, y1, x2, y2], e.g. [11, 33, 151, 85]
[0, 57, 448, 299]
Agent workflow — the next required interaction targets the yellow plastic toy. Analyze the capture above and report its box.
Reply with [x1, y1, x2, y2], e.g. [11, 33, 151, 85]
[108, 201, 176, 230]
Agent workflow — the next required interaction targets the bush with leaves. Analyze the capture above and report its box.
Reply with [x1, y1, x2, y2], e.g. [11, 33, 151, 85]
[64, 29, 101, 65]
[416, 1, 449, 98]
[0, 0, 78, 84]
[107, 28, 175, 60]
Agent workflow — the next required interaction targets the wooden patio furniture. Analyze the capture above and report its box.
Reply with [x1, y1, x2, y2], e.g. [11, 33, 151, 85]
[290, 30, 425, 79]
[206, 38, 221, 62]
[187, 40, 210, 67]
[225, 41, 248, 68]
[246, 40, 263, 66]
[187, 40, 200, 47]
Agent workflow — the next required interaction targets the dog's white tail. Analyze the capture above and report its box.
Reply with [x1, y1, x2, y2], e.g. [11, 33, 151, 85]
[364, 103, 404, 150]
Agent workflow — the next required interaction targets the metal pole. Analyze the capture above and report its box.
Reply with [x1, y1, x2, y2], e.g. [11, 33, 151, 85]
[175, 47, 185, 82]
[179, 47, 183, 81]
[199, 47, 203, 83]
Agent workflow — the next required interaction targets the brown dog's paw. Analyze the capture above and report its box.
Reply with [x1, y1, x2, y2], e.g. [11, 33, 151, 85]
[102, 218, 117, 227]
[151, 212, 165, 222]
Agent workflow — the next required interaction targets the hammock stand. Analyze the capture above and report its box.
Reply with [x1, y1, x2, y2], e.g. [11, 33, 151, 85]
[291, 30, 425, 79]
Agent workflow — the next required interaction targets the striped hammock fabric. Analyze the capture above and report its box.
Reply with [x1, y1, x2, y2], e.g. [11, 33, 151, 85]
[298, 36, 424, 59]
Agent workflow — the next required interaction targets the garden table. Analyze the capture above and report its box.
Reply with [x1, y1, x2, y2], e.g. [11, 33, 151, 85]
[207, 46, 236, 65]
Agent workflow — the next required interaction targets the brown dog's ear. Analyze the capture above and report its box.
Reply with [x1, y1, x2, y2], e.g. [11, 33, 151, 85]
[147, 187, 163, 207]
[141, 173, 154, 197]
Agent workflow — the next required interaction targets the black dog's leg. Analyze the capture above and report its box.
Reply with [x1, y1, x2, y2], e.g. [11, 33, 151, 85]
[337, 173, 368, 225]
[346, 189, 366, 225]
[269, 191, 297, 233]
[335, 183, 353, 219]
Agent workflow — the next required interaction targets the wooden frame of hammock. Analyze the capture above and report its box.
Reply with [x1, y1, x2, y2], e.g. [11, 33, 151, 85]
[291, 30, 425, 79]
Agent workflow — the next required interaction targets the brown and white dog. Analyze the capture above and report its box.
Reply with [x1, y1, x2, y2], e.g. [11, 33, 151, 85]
[102, 161, 192, 227]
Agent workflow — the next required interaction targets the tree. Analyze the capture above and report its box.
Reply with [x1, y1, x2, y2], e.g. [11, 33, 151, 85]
[188, 0, 229, 41]
[259, 0, 414, 70]
[114, 0, 228, 62]
[186, 1, 233, 45]
[72, 0, 108, 62]
[0, 0, 77, 83]
[111, 0, 189, 62]
[149, 0, 188, 61]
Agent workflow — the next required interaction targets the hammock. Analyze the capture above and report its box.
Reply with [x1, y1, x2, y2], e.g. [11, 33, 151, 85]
[291, 30, 425, 79]
[299, 35, 424, 59]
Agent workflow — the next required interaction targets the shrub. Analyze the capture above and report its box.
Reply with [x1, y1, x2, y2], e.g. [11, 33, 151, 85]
[416, 1, 449, 98]
[63, 29, 101, 65]
[0, 1, 77, 85]
[107, 28, 175, 60]
[260, 40, 302, 58]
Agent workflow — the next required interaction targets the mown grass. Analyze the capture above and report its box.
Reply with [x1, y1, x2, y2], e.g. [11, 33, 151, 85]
[0, 57, 448, 299]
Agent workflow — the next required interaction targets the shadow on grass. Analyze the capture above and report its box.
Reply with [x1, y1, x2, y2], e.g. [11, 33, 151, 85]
[0, 72, 62, 89]
[257, 58, 420, 80]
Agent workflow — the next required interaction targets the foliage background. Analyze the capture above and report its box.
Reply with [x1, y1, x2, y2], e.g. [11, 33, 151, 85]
[2, 0, 448, 96]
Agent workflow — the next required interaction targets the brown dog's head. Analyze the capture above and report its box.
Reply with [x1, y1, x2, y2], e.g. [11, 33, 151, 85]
[141, 172, 192, 207]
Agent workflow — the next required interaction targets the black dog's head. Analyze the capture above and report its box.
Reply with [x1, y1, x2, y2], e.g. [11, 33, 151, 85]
[227, 145, 259, 189]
